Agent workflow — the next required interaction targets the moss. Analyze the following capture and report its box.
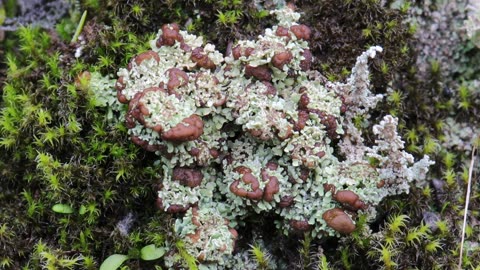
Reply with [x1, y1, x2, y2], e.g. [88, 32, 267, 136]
[0, 24, 165, 268]
[86, 0, 277, 52]
[296, 0, 414, 92]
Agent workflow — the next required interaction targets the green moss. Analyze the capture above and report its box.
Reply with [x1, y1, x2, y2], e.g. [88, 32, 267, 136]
[296, 0, 414, 92]
[0, 22, 164, 269]
[86, 0, 277, 53]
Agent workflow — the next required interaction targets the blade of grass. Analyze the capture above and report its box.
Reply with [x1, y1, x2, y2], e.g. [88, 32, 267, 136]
[458, 143, 477, 269]
[71, 10, 87, 43]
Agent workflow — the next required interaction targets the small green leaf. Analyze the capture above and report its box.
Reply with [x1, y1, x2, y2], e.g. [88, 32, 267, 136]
[99, 254, 129, 270]
[52, 204, 74, 214]
[79, 205, 87, 215]
[71, 10, 87, 43]
[140, 244, 166, 261]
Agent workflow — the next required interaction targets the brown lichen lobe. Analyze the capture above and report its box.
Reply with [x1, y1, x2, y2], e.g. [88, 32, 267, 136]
[166, 68, 189, 95]
[333, 190, 367, 210]
[245, 64, 272, 81]
[161, 114, 204, 142]
[262, 162, 280, 202]
[271, 51, 293, 69]
[322, 208, 356, 234]
[134, 50, 160, 66]
[156, 23, 184, 47]
[191, 47, 216, 69]
[229, 166, 263, 200]
[173, 167, 203, 188]
[289, 219, 311, 231]
[290, 24, 312, 40]
[155, 197, 190, 213]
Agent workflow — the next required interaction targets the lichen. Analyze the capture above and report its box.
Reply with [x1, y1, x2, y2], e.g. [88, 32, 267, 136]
[108, 6, 434, 266]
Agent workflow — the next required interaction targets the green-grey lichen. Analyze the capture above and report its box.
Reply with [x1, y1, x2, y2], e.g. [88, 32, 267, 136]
[108, 6, 434, 266]
[172, 207, 237, 265]
[88, 71, 127, 123]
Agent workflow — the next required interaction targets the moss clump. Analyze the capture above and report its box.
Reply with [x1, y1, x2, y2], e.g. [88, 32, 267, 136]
[86, 0, 278, 51]
[0, 24, 170, 268]
[296, 0, 414, 91]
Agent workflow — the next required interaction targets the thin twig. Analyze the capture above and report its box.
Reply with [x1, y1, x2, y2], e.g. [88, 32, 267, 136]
[458, 144, 477, 269]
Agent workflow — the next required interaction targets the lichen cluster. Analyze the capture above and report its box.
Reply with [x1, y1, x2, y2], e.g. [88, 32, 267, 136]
[110, 6, 433, 266]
